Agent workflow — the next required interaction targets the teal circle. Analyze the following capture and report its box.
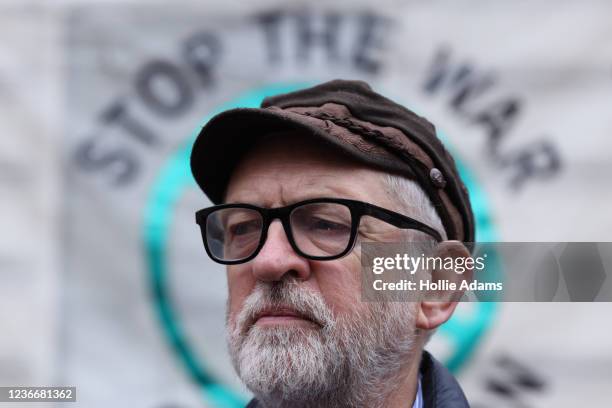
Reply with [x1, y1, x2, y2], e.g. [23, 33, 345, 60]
[142, 82, 500, 406]
[437, 157, 500, 372]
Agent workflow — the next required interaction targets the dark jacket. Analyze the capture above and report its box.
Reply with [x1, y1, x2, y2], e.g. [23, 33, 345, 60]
[245, 350, 470, 407]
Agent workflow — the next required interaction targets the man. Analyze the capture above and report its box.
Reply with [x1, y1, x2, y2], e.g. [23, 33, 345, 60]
[190, 80, 475, 407]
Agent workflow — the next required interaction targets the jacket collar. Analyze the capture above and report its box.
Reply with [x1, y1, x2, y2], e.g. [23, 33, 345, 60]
[420, 350, 470, 408]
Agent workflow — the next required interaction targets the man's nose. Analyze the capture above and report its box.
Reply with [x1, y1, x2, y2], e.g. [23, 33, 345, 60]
[250, 220, 311, 282]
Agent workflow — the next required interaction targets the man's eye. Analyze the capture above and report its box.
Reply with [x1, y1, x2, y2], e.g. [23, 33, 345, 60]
[308, 217, 350, 233]
[229, 220, 260, 236]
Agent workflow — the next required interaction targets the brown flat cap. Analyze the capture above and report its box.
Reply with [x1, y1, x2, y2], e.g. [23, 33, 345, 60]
[190, 79, 475, 242]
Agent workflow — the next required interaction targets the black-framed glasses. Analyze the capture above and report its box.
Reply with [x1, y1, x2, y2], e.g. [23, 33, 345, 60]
[195, 197, 442, 265]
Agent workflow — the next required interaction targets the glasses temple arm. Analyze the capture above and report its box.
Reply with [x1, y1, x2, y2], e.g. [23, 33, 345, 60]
[363, 206, 443, 242]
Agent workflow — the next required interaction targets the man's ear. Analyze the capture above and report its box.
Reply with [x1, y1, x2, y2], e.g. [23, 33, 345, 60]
[416, 240, 473, 330]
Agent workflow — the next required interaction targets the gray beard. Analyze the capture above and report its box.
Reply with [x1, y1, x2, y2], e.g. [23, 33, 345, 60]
[227, 279, 419, 408]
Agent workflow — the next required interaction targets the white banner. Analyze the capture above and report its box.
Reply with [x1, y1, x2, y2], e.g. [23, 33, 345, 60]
[1, 1, 611, 407]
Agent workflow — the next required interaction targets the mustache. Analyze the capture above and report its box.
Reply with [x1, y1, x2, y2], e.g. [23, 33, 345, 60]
[233, 278, 335, 335]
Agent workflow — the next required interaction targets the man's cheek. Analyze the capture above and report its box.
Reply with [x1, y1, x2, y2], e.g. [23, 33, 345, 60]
[314, 262, 362, 316]
[227, 290, 247, 326]
[226, 267, 255, 317]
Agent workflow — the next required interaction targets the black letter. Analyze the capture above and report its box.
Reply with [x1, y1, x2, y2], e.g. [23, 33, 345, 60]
[135, 60, 193, 117]
[254, 10, 284, 63]
[424, 47, 496, 115]
[353, 12, 389, 74]
[100, 101, 158, 146]
[295, 11, 341, 62]
[73, 139, 138, 186]
[473, 98, 521, 157]
[183, 31, 221, 87]
[504, 140, 562, 190]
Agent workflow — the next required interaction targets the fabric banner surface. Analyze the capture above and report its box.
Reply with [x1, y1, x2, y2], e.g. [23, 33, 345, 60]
[1, 1, 611, 407]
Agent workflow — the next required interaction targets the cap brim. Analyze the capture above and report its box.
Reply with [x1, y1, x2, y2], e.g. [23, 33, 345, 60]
[190, 107, 412, 204]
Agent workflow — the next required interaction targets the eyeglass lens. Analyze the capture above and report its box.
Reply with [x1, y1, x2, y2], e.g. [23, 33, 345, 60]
[205, 202, 353, 262]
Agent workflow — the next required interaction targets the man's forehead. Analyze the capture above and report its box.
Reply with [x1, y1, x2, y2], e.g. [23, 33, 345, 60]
[225, 175, 378, 206]
[224, 146, 392, 207]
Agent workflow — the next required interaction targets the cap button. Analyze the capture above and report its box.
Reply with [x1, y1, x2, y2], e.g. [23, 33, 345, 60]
[430, 168, 446, 188]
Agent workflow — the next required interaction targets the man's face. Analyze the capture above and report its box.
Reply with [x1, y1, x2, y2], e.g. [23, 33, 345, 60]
[224, 133, 421, 405]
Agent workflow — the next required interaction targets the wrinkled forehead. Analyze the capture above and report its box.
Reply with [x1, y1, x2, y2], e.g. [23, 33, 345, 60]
[223, 130, 394, 206]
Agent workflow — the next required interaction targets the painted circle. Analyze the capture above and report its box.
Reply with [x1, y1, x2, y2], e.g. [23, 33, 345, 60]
[143, 82, 501, 406]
